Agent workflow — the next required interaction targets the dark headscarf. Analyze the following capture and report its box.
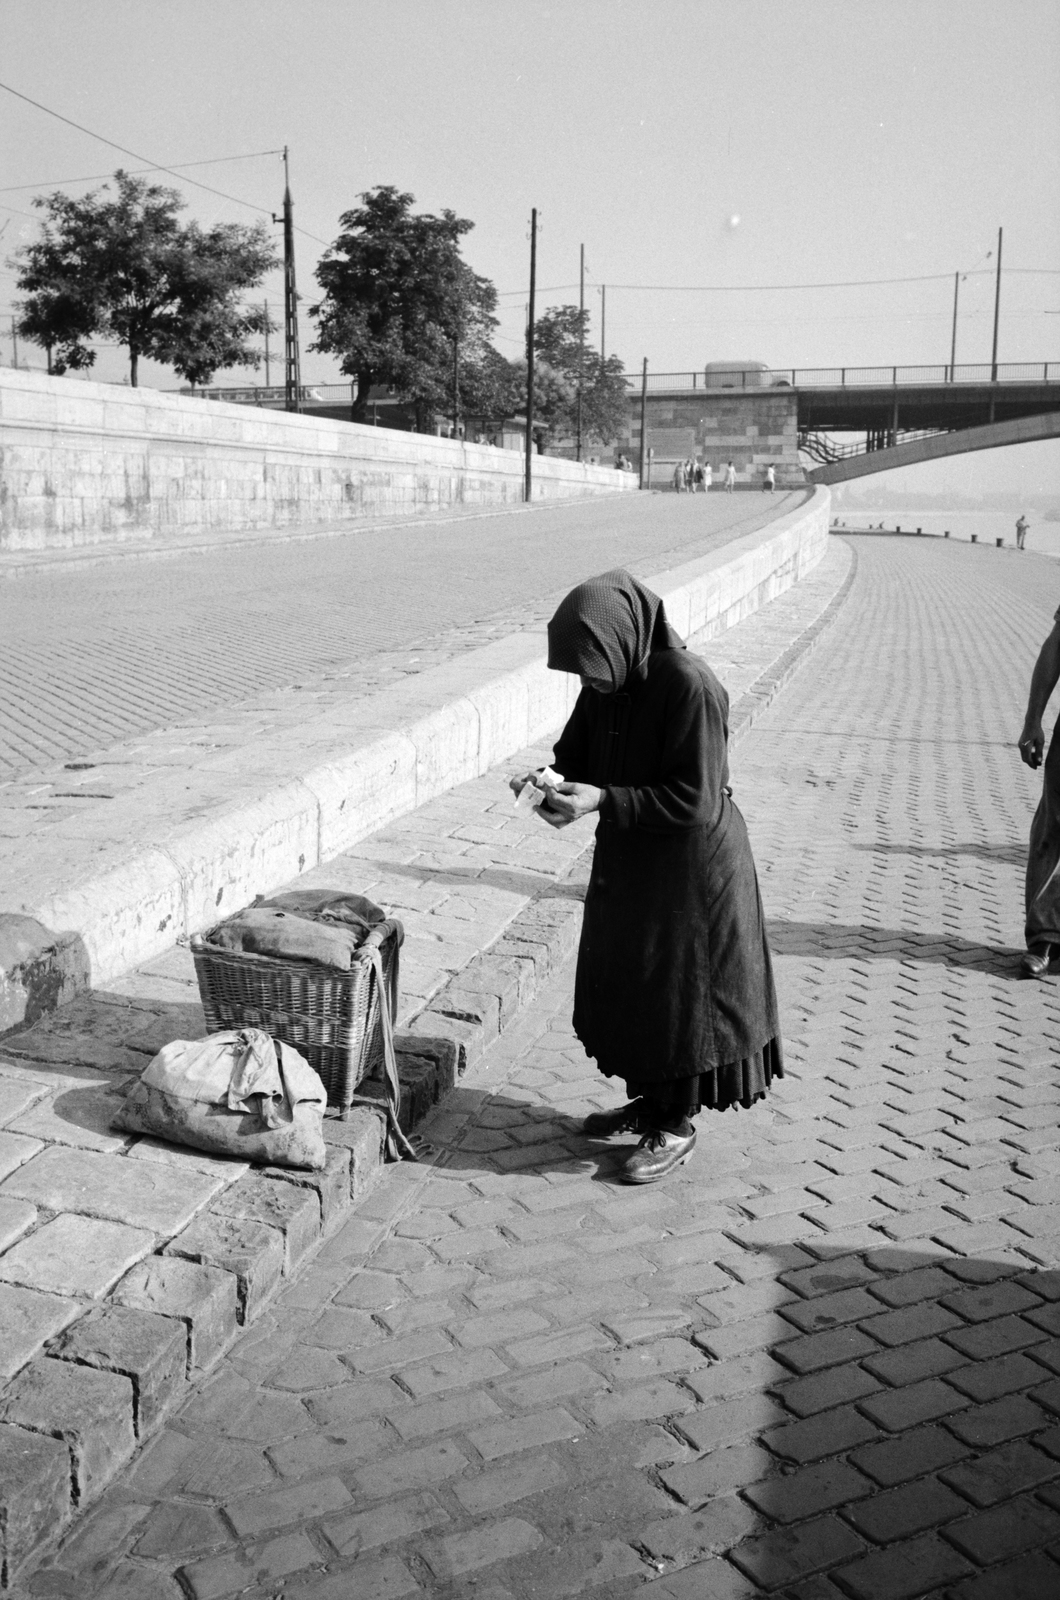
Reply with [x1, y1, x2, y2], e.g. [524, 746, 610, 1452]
[546, 568, 686, 692]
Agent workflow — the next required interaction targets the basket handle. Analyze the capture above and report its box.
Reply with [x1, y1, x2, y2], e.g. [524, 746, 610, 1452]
[342, 924, 416, 1162]
[353, 918, 405, 959]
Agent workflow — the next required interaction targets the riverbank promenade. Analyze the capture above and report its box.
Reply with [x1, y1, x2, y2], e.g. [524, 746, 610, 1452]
[4, 511, 1060, 1598]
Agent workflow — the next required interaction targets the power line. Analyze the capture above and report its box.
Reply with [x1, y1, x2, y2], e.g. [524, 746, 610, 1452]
[0, 150, 285, 194]
[496, 267, 1060, 298]
[0, 80, 332, 248]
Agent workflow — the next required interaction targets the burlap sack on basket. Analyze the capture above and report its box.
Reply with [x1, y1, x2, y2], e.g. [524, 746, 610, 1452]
[114, 1027, 328, 1170]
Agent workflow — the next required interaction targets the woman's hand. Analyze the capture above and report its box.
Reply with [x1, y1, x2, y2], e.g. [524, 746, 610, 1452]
[1019, 723, 1045, 769]
[543, 782, 603, 824]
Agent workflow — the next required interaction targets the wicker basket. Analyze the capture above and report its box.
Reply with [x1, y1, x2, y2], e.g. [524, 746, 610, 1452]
[190, 920, 403, 1114]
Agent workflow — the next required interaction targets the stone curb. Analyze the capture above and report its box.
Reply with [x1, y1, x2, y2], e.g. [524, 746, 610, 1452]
[727, 533, 860, 740]
[0, 504, 850, 1589]
[1, 491, 831, 1035]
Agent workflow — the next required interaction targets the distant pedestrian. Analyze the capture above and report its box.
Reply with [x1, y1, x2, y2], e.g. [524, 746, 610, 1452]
[724, 461, 736, 493]
[672, 462, 685, 493]
[684, 458, 696, 493]
[1016, 515, 1029, 550]
[693, 461, 704, 492]
[1019, 608, 1060, 976]
[703, 462, 713, 492]
[764, 465, 776, 493]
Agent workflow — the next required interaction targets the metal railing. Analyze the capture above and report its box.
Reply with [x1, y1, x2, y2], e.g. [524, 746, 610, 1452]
[185, 361, 1060, 409]
[625, 361, 1059, 394]
[185, 382, 358, 405]
[798, 426, 952, 466]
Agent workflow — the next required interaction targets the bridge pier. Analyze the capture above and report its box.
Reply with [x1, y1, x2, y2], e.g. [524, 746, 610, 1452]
[624, 388, 806, 489]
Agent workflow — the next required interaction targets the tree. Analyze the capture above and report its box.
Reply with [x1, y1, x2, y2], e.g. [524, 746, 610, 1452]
[310, 186, 499, 428]
[532, 305, 629, 448]
[13, 172, 277, 386]
[457, 346, 525, 434]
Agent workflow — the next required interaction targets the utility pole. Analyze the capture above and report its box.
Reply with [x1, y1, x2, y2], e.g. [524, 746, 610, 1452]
[10, 316, 18, 370]
[949, 273, 959, 381]
[525, 208, 537, 503]
[576, 244, 584, 462]
[452, 330, 460, 437]
[600, 284, 606, 363]
[990, 226, 1003, 382]
[638, 358, 648, 488]
[273, 147, 302, 413]
[264, 299, 271, 388]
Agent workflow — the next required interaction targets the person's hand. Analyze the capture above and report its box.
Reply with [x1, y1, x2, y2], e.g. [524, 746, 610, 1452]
[542, 782, 603, 823]
[509, 769, 541, 796]
[1019, 725, 1045, 769]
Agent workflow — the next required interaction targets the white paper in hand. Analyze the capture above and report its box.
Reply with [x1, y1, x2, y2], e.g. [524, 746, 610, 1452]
[514, 766, 563, 811]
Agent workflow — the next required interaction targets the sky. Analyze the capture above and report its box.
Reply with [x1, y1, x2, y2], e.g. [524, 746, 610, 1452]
[1, 0, 1058, 496]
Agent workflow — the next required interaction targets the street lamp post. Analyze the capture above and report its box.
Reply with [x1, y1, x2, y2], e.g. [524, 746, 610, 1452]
[525, 209, 537, 503]
[576, 243, 584, 462]
[273, 147, 302, 413]
[990, 226, 1003, 382]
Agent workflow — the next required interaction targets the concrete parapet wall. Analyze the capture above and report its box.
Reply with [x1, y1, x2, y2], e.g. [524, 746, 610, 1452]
[2, 488, 830, 1015]
[0, 369, 634, 552]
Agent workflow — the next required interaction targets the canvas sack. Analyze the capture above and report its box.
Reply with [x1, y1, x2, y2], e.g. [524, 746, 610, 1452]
[114, 1027, 328, 1170]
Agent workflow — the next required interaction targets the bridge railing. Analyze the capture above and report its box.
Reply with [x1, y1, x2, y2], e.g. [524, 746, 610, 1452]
[625, 361, 1058, 394]
[183, 383, 357, 405]
[186, 363, 1059, 408]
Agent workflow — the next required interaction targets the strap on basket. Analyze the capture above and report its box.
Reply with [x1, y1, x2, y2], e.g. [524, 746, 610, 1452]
[343, 926, 418, 1162]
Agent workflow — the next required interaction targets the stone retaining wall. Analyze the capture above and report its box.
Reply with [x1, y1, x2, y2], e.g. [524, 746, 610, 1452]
[0, 369, 634, 553]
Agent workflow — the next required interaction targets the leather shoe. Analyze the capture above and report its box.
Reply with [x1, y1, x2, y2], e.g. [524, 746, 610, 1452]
[583, 1099, 650, 1137]
[619, 1125, 697, 1184]
[1021, 944, 1055, 978]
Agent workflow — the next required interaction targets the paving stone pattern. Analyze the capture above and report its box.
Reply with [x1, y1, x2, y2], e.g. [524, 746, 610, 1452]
[0, 489, 803, 781]
[0, 533, 851, 1589]
[14, 533, 1060, 1599]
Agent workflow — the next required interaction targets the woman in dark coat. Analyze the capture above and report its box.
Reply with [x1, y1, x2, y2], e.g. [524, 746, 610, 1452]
[513, 569, 782, 1183]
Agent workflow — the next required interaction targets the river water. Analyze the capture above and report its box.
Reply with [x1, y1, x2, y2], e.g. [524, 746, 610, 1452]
[833, 508, 1060, 559]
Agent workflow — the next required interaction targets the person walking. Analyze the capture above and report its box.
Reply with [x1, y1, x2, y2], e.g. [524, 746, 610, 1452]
[693, 460, 704, 493]
[1019, 607, 1060, 976]
[724, 460, 737, 493]
[703, 461, 713, 492]
[509, 570, 783, 1182]
[672, 462, 685, 493]
[684, 458, 696, 493]
[1016, 515, 1029, 551]
[764, 464, 776, 493]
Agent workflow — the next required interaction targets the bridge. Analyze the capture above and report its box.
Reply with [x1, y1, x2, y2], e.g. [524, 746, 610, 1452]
[624, 362, 1060, 482]
[195, 360, 1060, 484]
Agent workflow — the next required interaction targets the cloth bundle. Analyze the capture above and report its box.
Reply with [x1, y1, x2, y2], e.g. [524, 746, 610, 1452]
[206, 890, 386, 971]
[114, 1027, 328, 1169]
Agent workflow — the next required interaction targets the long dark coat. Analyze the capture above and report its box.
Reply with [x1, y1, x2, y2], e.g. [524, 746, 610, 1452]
[552, 646, 780, 1085]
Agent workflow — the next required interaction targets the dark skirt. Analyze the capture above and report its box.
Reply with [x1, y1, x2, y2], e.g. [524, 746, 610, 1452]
[622, 1034, 784, 1117]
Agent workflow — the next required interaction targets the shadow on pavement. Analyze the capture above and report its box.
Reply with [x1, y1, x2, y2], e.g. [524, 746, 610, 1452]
[653, 1239, 1060, 1599]
[853, 841, 1027, 867]
[767, 919, 1021, 978]
[426, 1084, 631, 1184]
[366, 856, 589, 902]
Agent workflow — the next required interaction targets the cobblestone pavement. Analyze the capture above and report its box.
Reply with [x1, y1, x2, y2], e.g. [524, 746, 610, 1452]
[20, 536, 1060, 1600]
[0, 491, 804, 779]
